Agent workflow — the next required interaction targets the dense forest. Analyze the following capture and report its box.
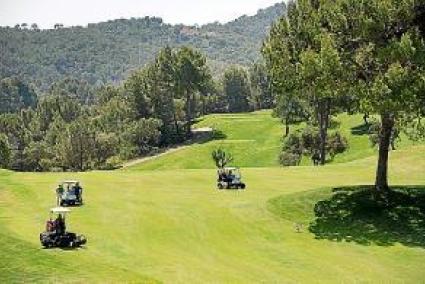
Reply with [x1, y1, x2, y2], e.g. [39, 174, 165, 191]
[0, 3, 285, 91]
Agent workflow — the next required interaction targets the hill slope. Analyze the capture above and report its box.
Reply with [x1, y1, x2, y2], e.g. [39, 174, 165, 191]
[0, 3, 286, 90]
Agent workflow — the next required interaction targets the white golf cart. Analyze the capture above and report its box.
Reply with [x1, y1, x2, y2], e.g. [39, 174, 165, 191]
[57, 180, 83, 206]
[217, 167, 246, 190]
[39, 207, 87, 248]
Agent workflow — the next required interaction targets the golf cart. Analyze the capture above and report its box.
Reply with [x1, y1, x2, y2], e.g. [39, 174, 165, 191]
[57, 180, 83, 206]
[217, 167, 246, 190]
[40, 207, 87, 248]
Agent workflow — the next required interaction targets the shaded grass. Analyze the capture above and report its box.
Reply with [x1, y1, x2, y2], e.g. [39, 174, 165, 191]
[268, 185, 425, 248]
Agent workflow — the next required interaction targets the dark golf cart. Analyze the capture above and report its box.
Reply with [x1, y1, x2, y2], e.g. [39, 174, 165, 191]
[40, 207, 87, 248]
[57, 180, 83, 206]
[217, 167, 246, 190]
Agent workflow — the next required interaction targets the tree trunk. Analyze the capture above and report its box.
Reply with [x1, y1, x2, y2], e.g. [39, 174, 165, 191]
[79, 133, 83, 171]
[185, 91, 192, 138]
[374, 113, 394, 195]
[173, 113, 181, 141]
[318, 99, 330, 165]
[285, 115, 290, 137]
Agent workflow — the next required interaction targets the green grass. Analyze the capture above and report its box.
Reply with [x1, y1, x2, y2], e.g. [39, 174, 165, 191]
[128, 110, 283, 170]
[128, 110, 421, 170]
[0, 111, 425, 283]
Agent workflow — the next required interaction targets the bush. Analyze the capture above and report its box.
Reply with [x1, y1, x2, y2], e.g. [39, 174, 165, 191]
[279, 151, 301, 166]
[282, 131, 303, 155]
[279, 127, 349, 166]
[300, 126, 320, 155]
[327, 131, 349, 158]
[102, 156, 122, 170]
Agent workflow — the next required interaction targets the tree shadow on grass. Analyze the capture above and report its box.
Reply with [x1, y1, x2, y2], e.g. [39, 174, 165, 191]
[309, 185, 425, 248]
[351, 123, 370, 136]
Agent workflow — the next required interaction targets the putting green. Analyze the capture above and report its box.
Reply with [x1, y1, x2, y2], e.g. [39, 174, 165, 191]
[0, 112, 424, 283]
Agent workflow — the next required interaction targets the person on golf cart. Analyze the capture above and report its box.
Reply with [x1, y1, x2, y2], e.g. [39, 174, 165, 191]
[46, 217, 55, 232]
[73, 182, 82, 201]
[218, 169, 232, 183]
[228, 170, 235, 182]
[55, 214, 66, 234]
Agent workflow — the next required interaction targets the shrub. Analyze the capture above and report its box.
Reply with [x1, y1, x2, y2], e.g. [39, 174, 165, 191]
[279, 127, 349, 166]
[282, 131, 303, 155]
[326, 131, 349, 158]
[279, 151, 301, 166]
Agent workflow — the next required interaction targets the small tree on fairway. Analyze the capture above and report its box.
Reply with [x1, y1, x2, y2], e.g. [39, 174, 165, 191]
[211, 148, 233, 169]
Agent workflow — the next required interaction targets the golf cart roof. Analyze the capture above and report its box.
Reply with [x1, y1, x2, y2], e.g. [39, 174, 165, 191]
[63, 180, 79, 184]
[50, 207, 71, 214]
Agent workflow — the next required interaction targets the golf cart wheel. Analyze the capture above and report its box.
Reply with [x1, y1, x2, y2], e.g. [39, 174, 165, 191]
[240, 184, 246, 190]
[217, 183, 224, 190]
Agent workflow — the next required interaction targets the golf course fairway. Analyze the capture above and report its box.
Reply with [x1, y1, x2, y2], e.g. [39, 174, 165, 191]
[1, 111, 424, 283]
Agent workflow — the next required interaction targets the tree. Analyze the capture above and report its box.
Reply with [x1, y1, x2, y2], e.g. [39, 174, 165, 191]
[223, 66, 251, 113]
[345, 0, 425, 196]
[299, 33, 344, 165]
[138, 48, 181, 145]
[49, 77, 95, 105]
[30, 23, 39, 31]
[264, 1, 344, 164]
[211, 148, 233, 168]
[263, 17, 309, 136]
[124, 71, 151, 119]
[0, 134, 10, 168]
[265, 0, 425, 195]
[57, 118, 95, 171]
[249, 62, 273, 110]
[175, 47, 211, 137]
[0, 77, 37, 114]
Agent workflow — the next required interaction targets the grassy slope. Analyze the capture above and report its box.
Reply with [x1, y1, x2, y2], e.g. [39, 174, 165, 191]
[128, 110, 283, 170]
[0, 111, 424, 283]
[128, 111, 420, 170]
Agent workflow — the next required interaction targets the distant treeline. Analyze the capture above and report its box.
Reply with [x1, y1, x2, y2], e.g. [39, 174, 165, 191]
[0, 3, 286, 91]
